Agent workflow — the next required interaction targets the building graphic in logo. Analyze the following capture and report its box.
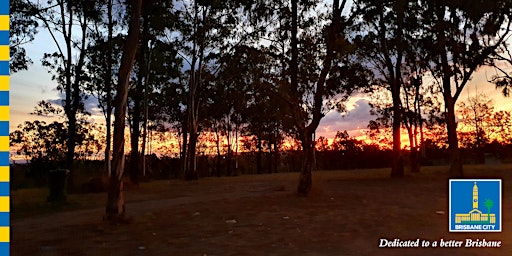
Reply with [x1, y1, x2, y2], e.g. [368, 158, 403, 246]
[449, 179, 501, 232]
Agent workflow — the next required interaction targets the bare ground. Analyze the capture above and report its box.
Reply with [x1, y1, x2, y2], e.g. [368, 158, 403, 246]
[11, 165, 512, 255]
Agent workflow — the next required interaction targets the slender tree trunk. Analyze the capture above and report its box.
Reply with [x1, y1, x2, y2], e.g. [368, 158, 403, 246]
[235, 118, 239, 175]
[215, 127, 221, 177]
[105, 0, 113, 177]
[181, 117, 188, 177]
[390, 0, 405, 177]
[106, 109, 112, 177]
[105, 0, 142, 222]
[141, 42, 152, 178]
[273, 138, 278, 173]
[257, 136, 262, 174]
[62, 3, 75, 192]
[390, 91, 404, 177]
[66, 116, 76, 191]
[226, 118, 232, 176]
[268, 138, 273, 174]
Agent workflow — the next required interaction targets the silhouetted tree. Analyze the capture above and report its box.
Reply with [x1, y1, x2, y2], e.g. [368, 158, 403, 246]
[84, 0, 121, 177]
[29, 0, 103, 191]
[287, 0, 368, 195]
[10, 0, 38, 73]
[353, 0, 427, 176]
[422, 0, 512, 177]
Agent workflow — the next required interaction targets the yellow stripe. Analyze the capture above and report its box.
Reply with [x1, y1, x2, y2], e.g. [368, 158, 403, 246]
[0, 197, 8, 212]
[0, 16, 8, 31]
[0, 76, 8, 91]
[0, 46, 7, 61]
[0, 106, 7, 121]
[0, 137, 7, 152]
[0, 167, 8, 182]
[0, 227, 8, 242]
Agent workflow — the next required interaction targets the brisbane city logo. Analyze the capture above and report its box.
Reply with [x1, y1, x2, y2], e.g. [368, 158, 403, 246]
[449, 179, 502, 232]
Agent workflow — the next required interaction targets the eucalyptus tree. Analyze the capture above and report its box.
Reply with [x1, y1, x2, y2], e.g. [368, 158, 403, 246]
[168, 0, 273, 180]
[105, 0, 142, 222]
[127, 0, 177, 184]
[421, 0, 512, 177]
[488, 32, 512, 97]
[29, 0, 102, 190]
[352, 0, 426, 177]
[10, 0, 39, 73]
[214, 45, 283, 175]
[287, 0, 369, 194]
[84, 0, 122, 177]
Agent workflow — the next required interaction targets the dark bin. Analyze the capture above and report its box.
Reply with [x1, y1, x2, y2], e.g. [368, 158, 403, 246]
[47, 169, 70, 202]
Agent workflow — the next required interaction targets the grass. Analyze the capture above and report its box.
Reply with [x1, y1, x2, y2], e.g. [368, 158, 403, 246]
[11, 164, 512, 220]
[11, 163, 512, 256]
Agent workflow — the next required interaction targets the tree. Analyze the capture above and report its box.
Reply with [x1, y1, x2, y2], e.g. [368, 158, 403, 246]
[287, 0, 368, 195]
[489, 110, 512, 145]
[105, 0, 142, 222]
[422, 0, 512, 177]
[353, 0, 428, 176]
[31, 0, 102, 190]
[457, 94, 495, 149]
[84, 0, 121, 177]
[127, 0, 176, 184]
[10, 0, 38, 73]
[484, 198, 494, 222]
[10, 101, 103, 182]
[488, 26, 512, 97]
[168, 0, 271, 180]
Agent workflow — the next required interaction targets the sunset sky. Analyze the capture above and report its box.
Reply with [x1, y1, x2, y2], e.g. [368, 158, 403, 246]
[10, 21, 512, 143]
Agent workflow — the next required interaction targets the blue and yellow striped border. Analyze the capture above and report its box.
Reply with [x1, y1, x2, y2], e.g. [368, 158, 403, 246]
[0, 1, 8, 255]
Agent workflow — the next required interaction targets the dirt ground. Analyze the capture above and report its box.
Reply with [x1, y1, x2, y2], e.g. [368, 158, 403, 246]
[11, 165, 512, 255]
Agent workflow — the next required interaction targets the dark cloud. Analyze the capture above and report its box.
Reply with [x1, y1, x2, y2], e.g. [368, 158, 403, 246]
[46, 93, 103, 116]
[317, 98, 373, 138]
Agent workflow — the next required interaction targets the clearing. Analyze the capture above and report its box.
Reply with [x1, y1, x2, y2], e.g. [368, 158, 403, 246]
[11, 165, 512, 255]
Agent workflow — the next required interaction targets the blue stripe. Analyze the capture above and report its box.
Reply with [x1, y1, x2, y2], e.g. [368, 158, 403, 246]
[0, 91, 7, 106]
[0, 31, 7, 45]
[0, 213, 8, 226]
[0, 2, 7, 15]
[0, 122, 7, 136]
[0, 62, 7, 76]
[0, 153, 8, 166]
[0, 243, 8, 255]
[0, 183, 7, 197]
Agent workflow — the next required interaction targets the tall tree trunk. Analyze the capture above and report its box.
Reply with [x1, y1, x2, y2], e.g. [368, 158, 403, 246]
[445, 95, 463, 177]
[141, 41, 152, 178]
[105, 0, 142, 222]
[215, 126, 221, 177]
[66, 115, 76, 191]
[273, 137, 279, 173]
[181, 116, 188, 177]
[105, 0, 113, 177]
[66, 10, 88, 192]
[435, 3, 463, 178]
[294, 0, 341, 195]
[268, 138, 273, 174]
[298, 130, 314, 195]
[185, 123, 198, 180]
[390, 91, 403, 177]
[389, 0, 405, 177]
